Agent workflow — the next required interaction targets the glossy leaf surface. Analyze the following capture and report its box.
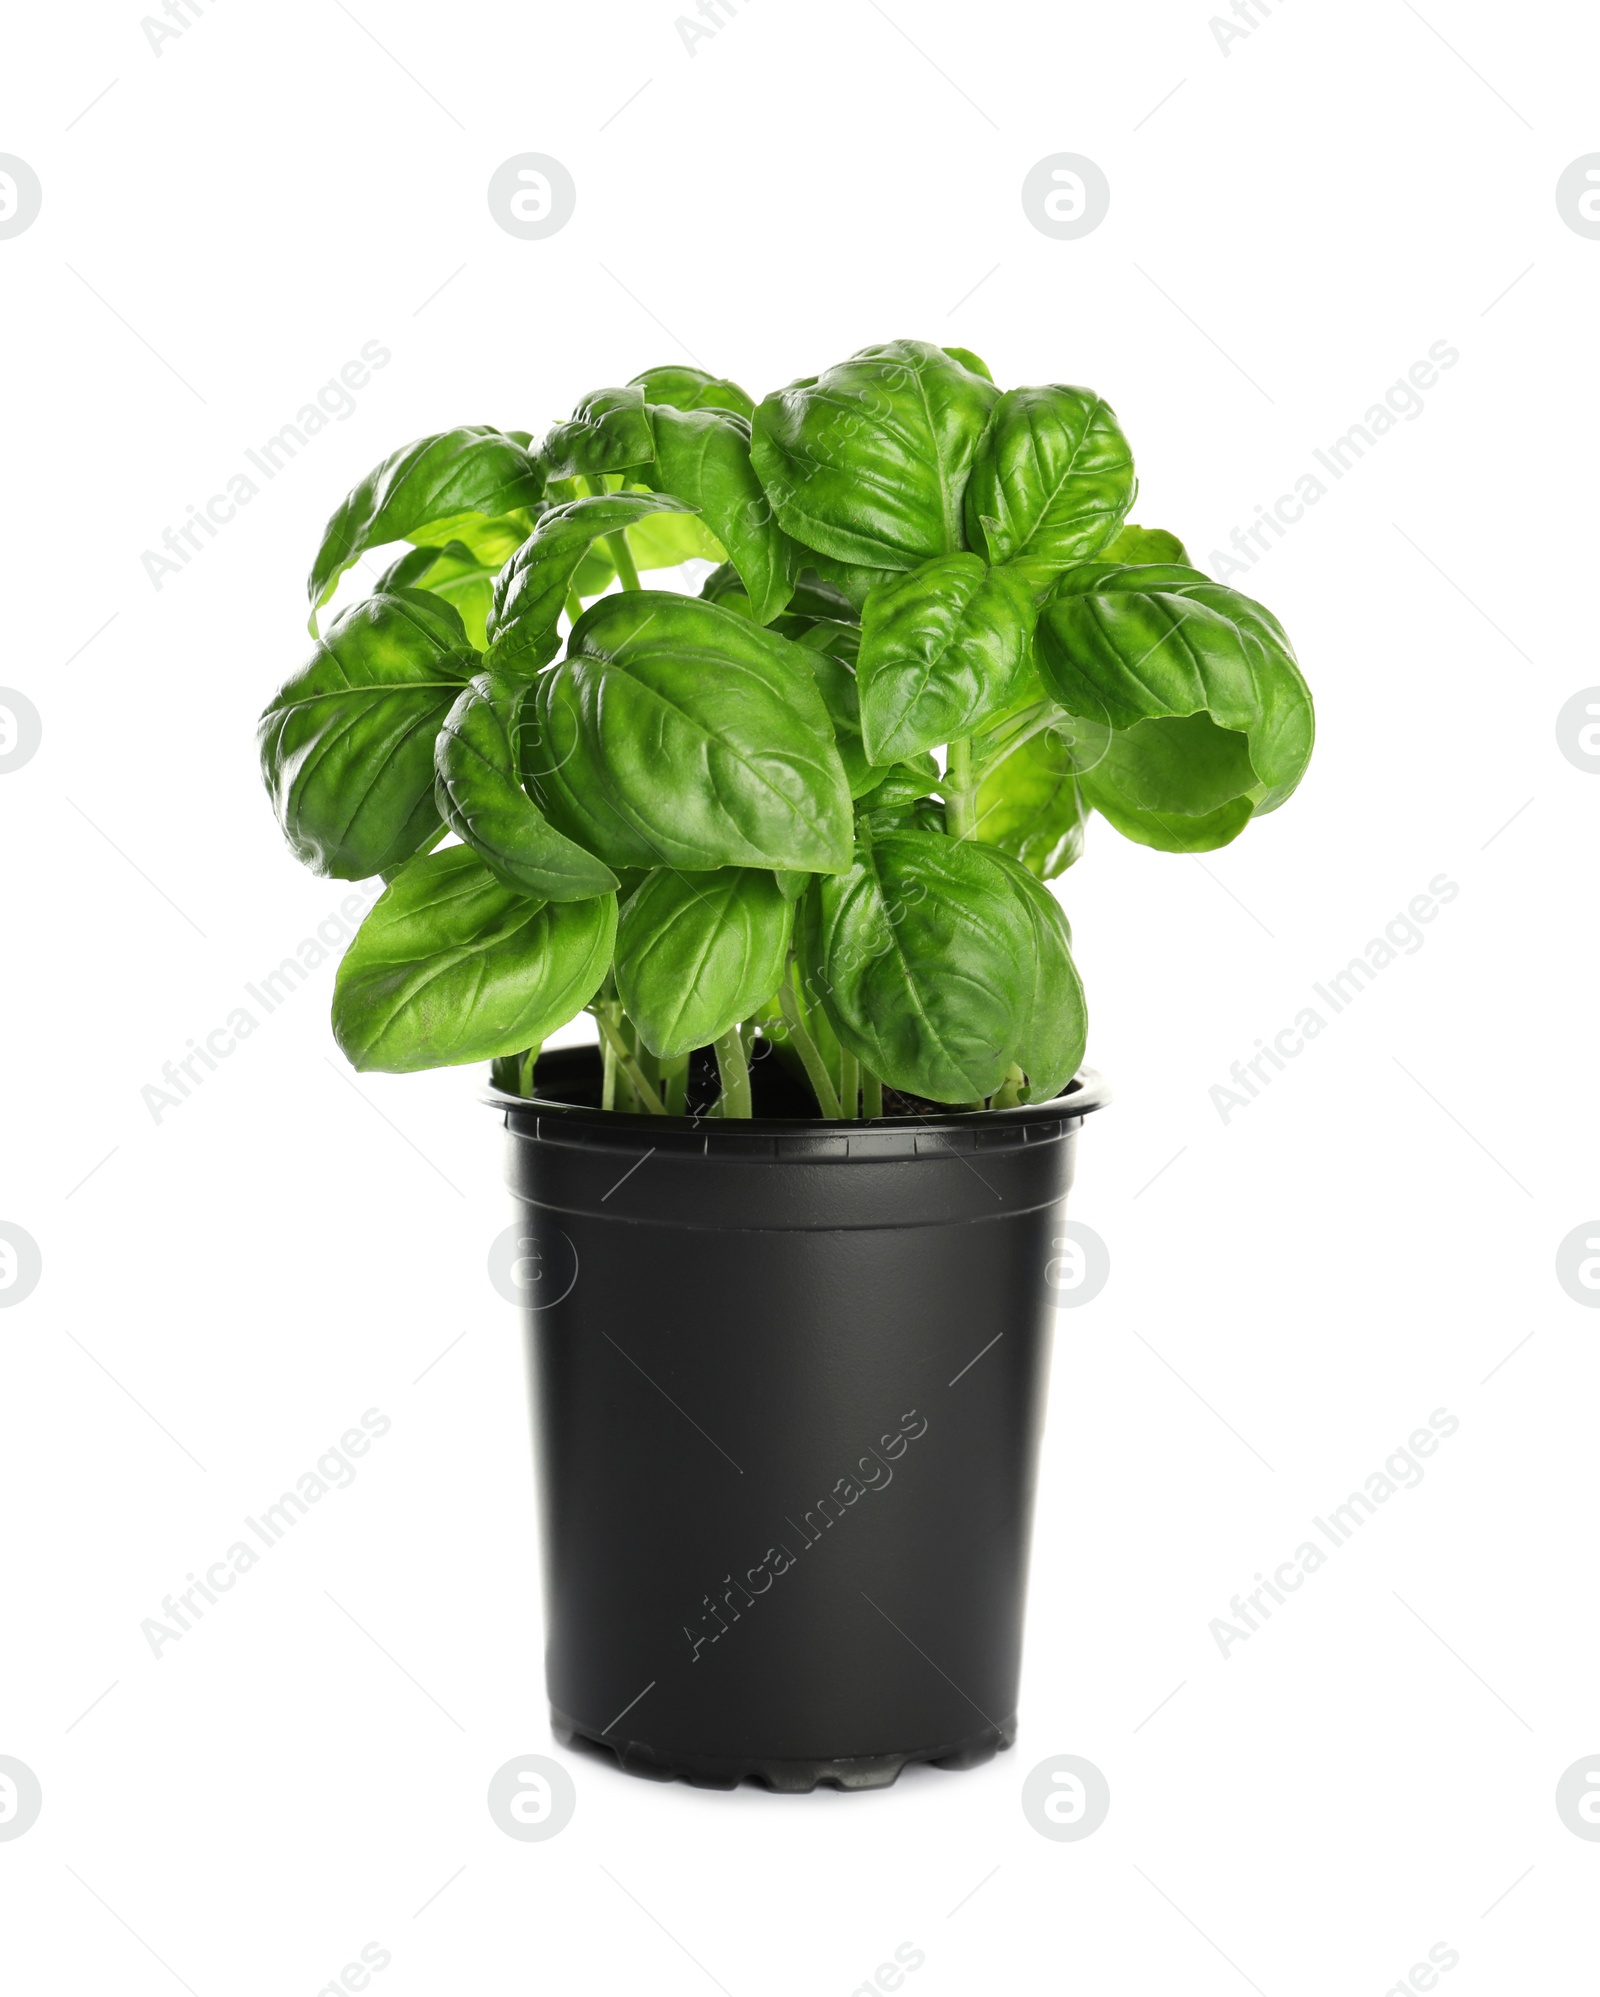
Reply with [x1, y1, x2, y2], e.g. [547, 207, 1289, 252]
[332, 845, 615, 1072]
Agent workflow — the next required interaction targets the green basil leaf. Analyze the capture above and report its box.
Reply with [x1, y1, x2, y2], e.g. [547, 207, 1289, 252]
[377, 539, 497, 649]
[752, 339, 998, 570]
[941, 344, 994, 381]
[614, 868, 793, 1059]
[435, 673, 619, 900]
[789, 567, 861, 622]
[331, 846, 616, 1073]
[797, 550, 899, 613]
[1079, 775, 1254, 853]
[259, 588, 477, 881]
[625, 504, 726, 571]
[964, 386, 1135, 584]
[1100, 521, 1189, 566]
[985, 845, 1087, 1101]
[307, 428, 544, 627]
[1036, 562, 1314, 845]
[972, 704, 1088, 878]
[857, 553, 1038, 763]
[629, 364, 755, 419]
[540, 385, 655, 480]
[644, 405, 797, 622]
[802, 829, 1080, 1102]
[485, 493, 696, 676]
[529, 592, 854, 872]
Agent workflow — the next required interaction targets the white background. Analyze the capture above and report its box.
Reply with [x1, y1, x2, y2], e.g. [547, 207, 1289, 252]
[3, 1, 1597, 1990]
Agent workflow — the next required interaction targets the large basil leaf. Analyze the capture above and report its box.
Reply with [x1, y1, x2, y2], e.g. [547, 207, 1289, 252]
[614, 868, 793, 1059]
[528, 592, 854, 872]
[629, 364, 755, 419]
[331, 845, 616, 1073]
[644, 405, 796, 623]
[540, 385, 655, 480]
[259, 588, 477, 881]
[485, 493, 696, 676]
[1036, 562, 1314, 848]
[802, 829, 1082, 1102]
[751, 340, 998, 571]
[377, 540, 496, 649]
[307, 428, 544, 627]
[857, 554, 1038, 763]
[964, 387, 1135, 585]
[972, 704, 1088, 878]
[435, 673, 618, 899]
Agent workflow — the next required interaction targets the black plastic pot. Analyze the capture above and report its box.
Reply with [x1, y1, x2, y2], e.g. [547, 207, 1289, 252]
[489, 1046, 1108, 1793]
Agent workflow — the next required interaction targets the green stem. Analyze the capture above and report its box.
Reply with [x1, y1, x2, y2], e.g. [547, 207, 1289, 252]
[778, 964, 842, 1118]
[946, 737, 976, 840]
[564, 586, 585, 626]
[992, 1062, 1025, 1110]
[601, 1033, 618, 1111]
[663, 1055, 689, 1116]
[863, 1069, 884, 1119]
[713, 1024, 752, 1119]
[519, 1042, 542, 1097]
[839, 1049, 859, 1120]
[595, 1008, 666, 1115]
[605, 531, 643, 592]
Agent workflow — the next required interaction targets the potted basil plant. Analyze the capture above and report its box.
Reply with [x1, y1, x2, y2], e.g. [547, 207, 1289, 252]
[259, 340, 1313, 1790]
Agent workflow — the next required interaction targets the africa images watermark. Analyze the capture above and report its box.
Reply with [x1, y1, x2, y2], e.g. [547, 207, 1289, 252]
[1209, 1409, 1460, 1659]
[141, 885, 380, 1123]
[139, 339, 391, 591]
[1205, 341, 1459, 584]
[1210, 872, 1459, 1124]
[141, 1410, 392, 1659]
[681, 1409, 929, 1662]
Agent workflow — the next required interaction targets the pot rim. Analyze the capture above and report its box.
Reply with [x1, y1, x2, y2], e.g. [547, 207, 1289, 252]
[482, 1057, 1111, 1137]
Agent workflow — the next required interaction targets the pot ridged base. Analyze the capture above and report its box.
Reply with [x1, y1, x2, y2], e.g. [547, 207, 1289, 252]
[552, 1707, 1017, 1793]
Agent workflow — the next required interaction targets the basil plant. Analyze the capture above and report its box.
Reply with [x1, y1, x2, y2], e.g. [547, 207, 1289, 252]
[258, 340, 1313, 1118]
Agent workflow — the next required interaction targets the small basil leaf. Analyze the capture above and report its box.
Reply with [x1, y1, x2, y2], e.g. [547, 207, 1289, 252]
[964, 386, 1135, 584]
[798, 549, 899, 613]
[435, 673, 619, 900]
[1100, 521, 1190, 566]
[331, 846, 616, 1073]
[485, 493, 697, 676]
[857, 553, 1038, 763]
[531, 592, 854, 872]
[259, 588, 477, 881]
[644, 405, 797, 622]
[614, 868, 793, 1059]
[752, 340, 999, 570]
[628, 364, 756, 419]
[971, 704, 1088, 878]
[803, 829, 1047, 1102]
[540, 385, 655, 480]
[941, 344, 994, 381]
[789, 568, 861, 622]
[307, 427, 544, 626]
[377, 539, 497, 649]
